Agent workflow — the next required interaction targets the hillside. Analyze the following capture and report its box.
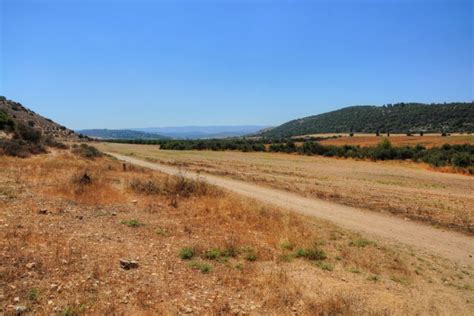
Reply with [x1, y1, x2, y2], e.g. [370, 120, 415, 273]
[261, 102, 474, 138]
[79, 129, 169, 140]
[0, 96, 79, 140]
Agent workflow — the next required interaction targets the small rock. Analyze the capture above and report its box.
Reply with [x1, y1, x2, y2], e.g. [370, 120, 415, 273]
[76, 215, 83, 220]
[131, 200, 138, 204]
[15, 306, 28, 314]
[25, 262, 36, 269]
[111, 212, 117, 216]
[13, 297, 20, 303]
[119, 259, 139, 270]
[48, 300, 53, 305]
[38, 209, 48, 215]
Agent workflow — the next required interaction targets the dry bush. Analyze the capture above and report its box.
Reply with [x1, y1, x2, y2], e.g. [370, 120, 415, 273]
[72, 143, 103, 159]
[128, 176, 165, 195]
[169, 173, 220, 198]
[128, 173, 221, 199]
[0, 139, 47, 158]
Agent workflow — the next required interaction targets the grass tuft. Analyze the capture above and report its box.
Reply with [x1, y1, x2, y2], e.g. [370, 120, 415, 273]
[121, 219, 142, 227]
[179, 247, 194, 260]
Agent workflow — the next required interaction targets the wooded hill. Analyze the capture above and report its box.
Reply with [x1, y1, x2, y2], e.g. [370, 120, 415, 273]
[260, 102, 474, 138]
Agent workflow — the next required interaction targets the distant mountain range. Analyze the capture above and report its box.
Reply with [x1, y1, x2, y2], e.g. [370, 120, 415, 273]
[78, 129, 169, 140]
[259, 102, 474, 138]
[79, 125, 269, 140]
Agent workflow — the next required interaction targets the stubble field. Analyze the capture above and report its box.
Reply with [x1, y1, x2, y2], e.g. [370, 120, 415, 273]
[97, 142, 474, 234]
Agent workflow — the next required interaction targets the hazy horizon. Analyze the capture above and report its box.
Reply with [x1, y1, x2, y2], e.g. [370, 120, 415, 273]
[1, 0, 472, 129]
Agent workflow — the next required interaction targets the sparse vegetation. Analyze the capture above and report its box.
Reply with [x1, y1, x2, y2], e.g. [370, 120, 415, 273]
[349, 238, 377, 248]
[188, 260, 212, 273]
[1, 147, 472, 314]
[315, 261, 334, 271]
[179, 247, 195, 260]
[27, 288, 39, 301]
[121, 219, 143, 227]
[72, 143, 103, 159]
[242, 246, 257, 261]
[294, 244, 327, 261]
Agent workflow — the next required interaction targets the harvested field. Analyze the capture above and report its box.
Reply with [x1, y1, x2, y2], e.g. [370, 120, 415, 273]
[1, 150, 473, 314]
[98, 143, 474, 234]
[312, 134, 473, 148]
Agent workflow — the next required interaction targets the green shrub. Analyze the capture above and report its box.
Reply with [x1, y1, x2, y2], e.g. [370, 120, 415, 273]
[14, 123, 42, 143]
[188, 260, 212, 273]
[452, 152, 472, 168]
[121, 219, 142, 227]
[179, 247, 194, 260]
[203, 248, 222, 260]
[294, 245, 326, 261]
[306, 247, 327, 261]
[0, 109, 15, 131]
[295, 248, 307, 258]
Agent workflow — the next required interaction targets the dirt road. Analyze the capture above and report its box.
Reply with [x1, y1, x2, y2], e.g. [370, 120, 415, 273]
[108, 152, 473, 265]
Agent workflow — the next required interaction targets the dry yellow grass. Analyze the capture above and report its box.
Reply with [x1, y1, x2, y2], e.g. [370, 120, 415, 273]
[98, 143, 474, 234]
[1, 150, 473, 314]
[317, 134, 474, 148]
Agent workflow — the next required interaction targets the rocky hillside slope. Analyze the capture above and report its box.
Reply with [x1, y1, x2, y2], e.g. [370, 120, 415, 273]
[0, 96, 79, 140]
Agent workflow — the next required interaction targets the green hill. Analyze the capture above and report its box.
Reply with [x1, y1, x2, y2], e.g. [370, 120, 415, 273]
[261, 102, 474, 138]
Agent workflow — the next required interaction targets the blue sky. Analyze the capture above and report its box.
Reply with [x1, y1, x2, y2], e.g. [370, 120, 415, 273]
[1, 0, 472, 129]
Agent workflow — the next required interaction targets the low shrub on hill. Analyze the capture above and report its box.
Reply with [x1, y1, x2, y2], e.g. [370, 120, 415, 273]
[0, 122, 68, 158]
[72, 144, 103, 159]
[0, 109, 15, 132]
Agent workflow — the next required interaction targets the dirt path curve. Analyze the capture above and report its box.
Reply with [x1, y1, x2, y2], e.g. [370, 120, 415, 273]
[108, 152, 473, 266]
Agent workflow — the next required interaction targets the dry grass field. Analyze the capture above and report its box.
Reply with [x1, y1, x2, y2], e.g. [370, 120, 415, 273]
[98, 143, 474, 234]
[320, 135, 474, 148]
[1, 149, 473, 315]
[301, 134, 474, 148]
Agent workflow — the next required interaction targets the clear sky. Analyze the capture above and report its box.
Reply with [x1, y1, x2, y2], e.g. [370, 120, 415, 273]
[1, 0, 472, 129]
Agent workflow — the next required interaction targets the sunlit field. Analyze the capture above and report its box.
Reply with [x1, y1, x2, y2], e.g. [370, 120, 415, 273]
[98, 142, 474, 234]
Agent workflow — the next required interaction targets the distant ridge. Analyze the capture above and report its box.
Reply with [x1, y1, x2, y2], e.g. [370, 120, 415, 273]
[133, 125, 269, 139]
[260, 102, 474, 138]
[78, 129, 168, 140]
